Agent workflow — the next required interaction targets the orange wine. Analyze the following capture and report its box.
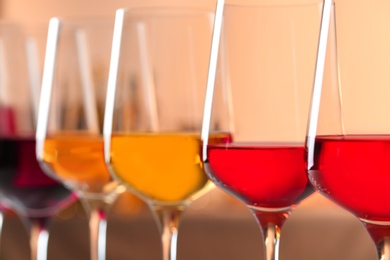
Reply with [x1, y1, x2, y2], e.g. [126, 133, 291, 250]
[41, 133, 120, 198]
[109, 132, 231, 205]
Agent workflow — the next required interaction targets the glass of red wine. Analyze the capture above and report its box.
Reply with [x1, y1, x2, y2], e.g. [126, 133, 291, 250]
[306, 1, 390, 259]
[0, 22, 77, 260]
[201, 0, 326, 259]
[35, 17, 125, 260]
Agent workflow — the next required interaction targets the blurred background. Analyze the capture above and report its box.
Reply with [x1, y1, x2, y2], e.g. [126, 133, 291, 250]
[0, 0, 387, 259]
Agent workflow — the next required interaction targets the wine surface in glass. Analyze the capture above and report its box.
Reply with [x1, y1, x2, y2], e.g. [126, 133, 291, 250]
[205, 143, 313, 209]
[0, 136, 74, 217]
[42, 133, 119, 197]
[309, 135, 390, 222]
[110, 133, 230, 205]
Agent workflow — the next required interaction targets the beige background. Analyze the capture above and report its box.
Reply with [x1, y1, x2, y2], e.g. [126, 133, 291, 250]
[0, 0, 388, 259]
[0, 0, 215, 24]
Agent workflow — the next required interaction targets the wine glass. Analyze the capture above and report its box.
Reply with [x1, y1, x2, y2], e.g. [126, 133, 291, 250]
[103, 7, 219, 260]
[201, 0, 327, 259]
[35, 17, 125, 260]
[0, 22, 77, 260]
[306, 0, 390, 259]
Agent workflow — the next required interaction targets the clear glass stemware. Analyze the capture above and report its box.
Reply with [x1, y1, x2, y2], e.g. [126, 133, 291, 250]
[103, 7, 218, 260]
[201, 0, 327, 259]
[306, 0, 390, 259]
[0, 22, 77, 260]
[36, 17, 124, 260]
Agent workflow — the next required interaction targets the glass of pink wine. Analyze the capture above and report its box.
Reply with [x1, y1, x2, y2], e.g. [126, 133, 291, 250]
[103, 7, 227, 260]
[201, 0, 327, 259]
[35, 17, 125, 260]
[0, 22, 77, 260]
[307, 1, 390, 259]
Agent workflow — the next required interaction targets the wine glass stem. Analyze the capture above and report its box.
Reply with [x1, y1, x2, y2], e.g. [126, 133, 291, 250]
[377, 237, 390, 260]
[0, 211, 3, 255]
[251, 209, 288, 260]
[263, 224, 281, 260]
[152, 206, 184, 260]
[81, 199, 109, 260]
[29, 217, 50, 260]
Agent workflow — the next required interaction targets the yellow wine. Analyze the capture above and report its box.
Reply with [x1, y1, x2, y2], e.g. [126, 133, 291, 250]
[109, 132, 231, 205]
[42, 133, 120, 197]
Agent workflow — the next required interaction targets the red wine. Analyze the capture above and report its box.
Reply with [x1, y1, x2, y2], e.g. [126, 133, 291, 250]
[0, 137, 76, 217]
[205, 143, 313, 209]
[309, 135, 390, 222]
[0, 106, 16, 136]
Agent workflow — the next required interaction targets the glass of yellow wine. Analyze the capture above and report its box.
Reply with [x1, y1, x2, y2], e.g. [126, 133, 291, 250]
[103, 7, 227, 260]
[35, 17, 124, 260]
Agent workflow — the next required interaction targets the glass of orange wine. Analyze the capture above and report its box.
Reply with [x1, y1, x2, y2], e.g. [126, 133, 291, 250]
[103, 7, 227, 260]
[35, 17, 124, 260]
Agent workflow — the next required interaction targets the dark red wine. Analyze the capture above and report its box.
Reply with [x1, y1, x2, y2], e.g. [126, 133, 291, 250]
[0, 137, 76, 217]
[205, 143, 313, 209]
[308, 135, 390, 222]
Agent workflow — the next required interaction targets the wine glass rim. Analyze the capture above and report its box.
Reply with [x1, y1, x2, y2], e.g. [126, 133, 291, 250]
[224, 0, 323, 8]
[51, 15, 115, 27]
[119, 6, 214, 17]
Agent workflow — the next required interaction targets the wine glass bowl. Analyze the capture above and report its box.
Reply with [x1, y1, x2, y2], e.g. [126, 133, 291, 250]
[109, 133, 214, 206]
[306, 2, 390, 258]
[36, 16, 123, 200]
[104, 7, 219, 260]
[36, 17, 124, 260]
[205, 144, 310, 209]
[201, 1, 323, 259]
[0, 22, 77, 260]
[42, 133, 121, 201]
